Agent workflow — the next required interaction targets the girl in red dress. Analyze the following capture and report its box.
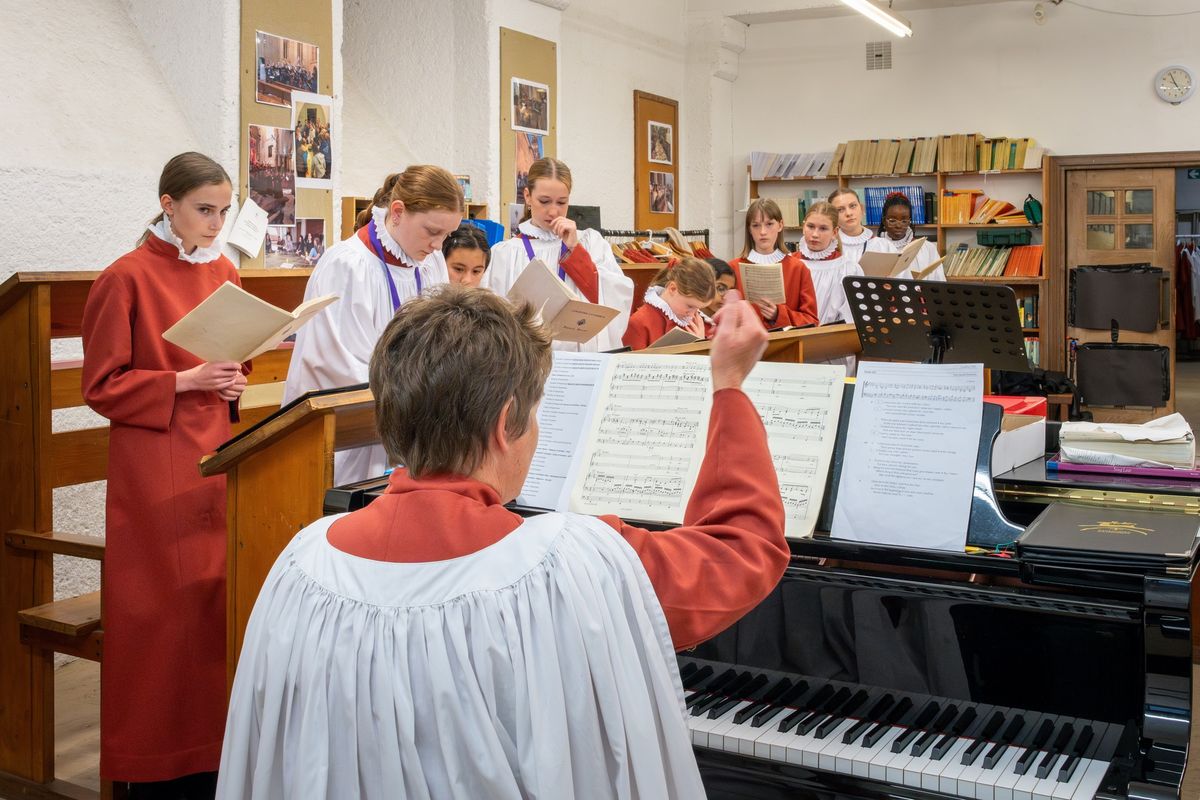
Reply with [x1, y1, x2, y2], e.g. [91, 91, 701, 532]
[729, 198, 819, 328]
[82, 152, 247, 799]
[622, 257, 717, 349]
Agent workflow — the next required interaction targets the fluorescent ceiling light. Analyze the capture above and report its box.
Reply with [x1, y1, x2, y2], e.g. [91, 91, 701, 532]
[839, 0, 913, 37]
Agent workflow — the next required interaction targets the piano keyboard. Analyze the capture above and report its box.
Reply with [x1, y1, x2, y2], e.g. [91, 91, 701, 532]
[680, 659, 1121, 800]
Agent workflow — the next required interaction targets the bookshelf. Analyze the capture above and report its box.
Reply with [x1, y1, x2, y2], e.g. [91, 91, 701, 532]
[747, 162, 1050, 369]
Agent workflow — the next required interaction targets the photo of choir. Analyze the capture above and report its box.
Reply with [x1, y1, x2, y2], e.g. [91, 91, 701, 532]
[248, 124, 296, 225]
[255, 30, 319, 107]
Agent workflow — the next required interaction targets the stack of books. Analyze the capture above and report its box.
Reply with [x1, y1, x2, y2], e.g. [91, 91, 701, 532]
[993, 207, 1033, 225]
[977, 137, 1044, 171]
[1057, 414, 1196, 470]
[940, 190, 985, 224]
[969, 197, 1017, 224]
[862, 185, 927, 226]
[944, 244, 1011, 277]
[1003, 245, 1044, 277]
[831, 138, 940, 176]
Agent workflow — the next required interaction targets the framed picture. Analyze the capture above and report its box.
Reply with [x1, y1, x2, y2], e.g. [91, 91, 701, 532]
[255, 31, 319, 107]
[515, 132, 545, 203]
[511, 77, 550, 136]
[248, 124, 296, 226]
[648, 121, 673, 165]
[649, 171, 675, 214]
[291, 91, 333, 188]
[455, 174, 473, 203]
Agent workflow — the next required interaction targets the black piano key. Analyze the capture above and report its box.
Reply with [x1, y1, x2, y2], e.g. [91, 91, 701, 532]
[1014, 718, 1056, 775]
[750, 680, 808, 728]
[1035, 723, 1075, 779]
[1057, 725, 1094, 783]
[707, 674, 769, 719]
[734, 677, 793, 724]
[891, 701, 940, 753]
[796, 687, 852, 735]
[814, 689, 870, 739]
[911, 705, 959, 756]
[982, 715, 1027, 769]
[842, 694, 895, 744]
[691, 670, 754, 716]
[681, 663, 711, 691]
[961, 711, 1007, 766]
[680, 661, 698, 682]
[930, 704, 979, 760]
[685, 667, 734, 707]
[778, 684, 833, 732]
[862, 696, 914, 747]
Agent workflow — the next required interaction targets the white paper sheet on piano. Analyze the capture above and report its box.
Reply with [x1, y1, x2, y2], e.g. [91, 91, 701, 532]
[831, 362, 982, 551]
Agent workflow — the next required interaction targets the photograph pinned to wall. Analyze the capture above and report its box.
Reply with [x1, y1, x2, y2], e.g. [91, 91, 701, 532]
[515, 132, 544, 203]
[455, 175, 473, 203]
[511, 77, 550, 136]
[291, 91, 333, 188]
[648, 121, 673, 165]
[256, 30, 319, 107]
[507, 203, 525, 238]
[264, 218, 325, 268]
[649, 171, 675, 214]
[248, 124, 297, 226]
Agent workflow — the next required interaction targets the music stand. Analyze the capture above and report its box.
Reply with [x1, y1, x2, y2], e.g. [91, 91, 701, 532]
[842, 276, 1032, 373]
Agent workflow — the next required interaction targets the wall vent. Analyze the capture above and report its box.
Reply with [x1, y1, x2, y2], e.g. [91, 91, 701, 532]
[866, 41, 892, 71]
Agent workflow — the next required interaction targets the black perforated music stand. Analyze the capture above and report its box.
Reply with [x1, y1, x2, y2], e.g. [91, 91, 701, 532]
[842, 276, 1032, 373]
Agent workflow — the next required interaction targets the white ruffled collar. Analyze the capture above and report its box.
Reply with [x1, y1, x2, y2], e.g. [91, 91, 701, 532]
[371, 206, 419, 267]
[518, 219, 560, 241]
[882, 227, 914, 249]
[644, 285, 710, 328]
[840, 227, 874, 246]
[797, 238, 840, 261]
[148, 218, 223, 264]
[746, 248, 785, 265]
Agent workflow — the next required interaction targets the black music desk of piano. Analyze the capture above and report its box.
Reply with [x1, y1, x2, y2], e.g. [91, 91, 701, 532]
[325, 477, 1194, 800]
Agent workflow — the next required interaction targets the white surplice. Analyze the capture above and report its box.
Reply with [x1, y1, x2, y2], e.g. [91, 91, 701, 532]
[864, 234, 946, 281]
[216, 511, 705, 800]
[484, 220, 634, 352]
[838, 227, 876, 268]
[281, 207, 448, 483]
[802, 252, 863, 325]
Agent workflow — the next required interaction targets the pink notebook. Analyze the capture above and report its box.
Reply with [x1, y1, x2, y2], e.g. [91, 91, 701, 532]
[1046, 455, 1200, 481]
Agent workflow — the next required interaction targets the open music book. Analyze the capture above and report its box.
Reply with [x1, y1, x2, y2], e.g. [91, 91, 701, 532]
[508, 258, 620, 343]
[739, 262, 787, 304]
[647, 326, 704, 349]
[516, 352, 846, 538]
[858, 236, 928, 278]
[162, 281, 337, 363]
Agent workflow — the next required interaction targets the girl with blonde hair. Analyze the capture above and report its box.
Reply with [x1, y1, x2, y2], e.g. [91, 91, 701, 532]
[622, 257, 716, 349]
[283, 165, 464, 481]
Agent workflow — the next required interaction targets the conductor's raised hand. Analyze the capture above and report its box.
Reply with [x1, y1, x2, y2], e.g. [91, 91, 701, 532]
[176, 361, 242, 394]
[710, 295, 768, 392]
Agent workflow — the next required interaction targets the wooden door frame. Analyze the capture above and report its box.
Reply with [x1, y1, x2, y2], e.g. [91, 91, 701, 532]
[1046, 151, 1200, 371]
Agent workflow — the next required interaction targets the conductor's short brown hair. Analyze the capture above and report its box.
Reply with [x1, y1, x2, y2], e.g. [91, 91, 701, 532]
[369, 285, 553, 478]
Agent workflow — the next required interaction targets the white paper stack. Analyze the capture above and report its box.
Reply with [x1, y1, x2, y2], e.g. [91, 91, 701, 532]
[1059, 413, 1196, 469]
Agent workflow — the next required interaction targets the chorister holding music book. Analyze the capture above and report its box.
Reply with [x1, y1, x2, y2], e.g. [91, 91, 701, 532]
[507, 258, 620, 344]
[162, 281, 338, 363]
[516, 352, 846, 538]
[738, 262, 788, 305]
[647, 326, 705, 349]
[858, 236, 929, 278]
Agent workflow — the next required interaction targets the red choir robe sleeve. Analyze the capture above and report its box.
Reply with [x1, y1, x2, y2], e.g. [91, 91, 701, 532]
[622, 304, 666, 350]
[774, 257, 819, 328]
[599, 388, 789, 650]
[559, 244, 600, 304]
[81, 269, 178, 432]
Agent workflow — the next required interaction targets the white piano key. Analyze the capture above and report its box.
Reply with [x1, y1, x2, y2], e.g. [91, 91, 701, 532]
[704, 701, 757, 752]
[796, 720, 840, 768]
[689, 703, 737, 749]
[1068, 758, 1110, 800]
[923, 737, 976, 792]
[1051, 721, 1113, 800]
[972, 745, 1025, 800]
[867, 727, 911, 781]
[737, 717, 782, 757]
[813, 718, 860, 771]
[939, 737, 982, 795]
[852, 726, 906, 779]
[885, 743, 920, 786]
[994, 747, 1030, 800]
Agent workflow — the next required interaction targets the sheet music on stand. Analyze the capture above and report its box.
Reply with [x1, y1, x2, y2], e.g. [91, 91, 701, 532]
[841, 276, 1031, 372]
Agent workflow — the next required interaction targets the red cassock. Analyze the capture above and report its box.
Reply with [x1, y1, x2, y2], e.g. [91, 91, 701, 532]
[327, 388, 790, 650]
[81, 235, 245, 781]
[621, 303, 714, 350]
[729, 254, 819, 328]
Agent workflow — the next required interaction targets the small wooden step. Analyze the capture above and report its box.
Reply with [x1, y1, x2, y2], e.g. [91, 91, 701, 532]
[7, 529, 105, 560]
[19, 592, 102, 638]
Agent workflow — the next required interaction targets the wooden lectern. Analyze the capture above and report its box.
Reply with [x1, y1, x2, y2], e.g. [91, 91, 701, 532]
[198, 387, 377, 679]
[637, 323, 862, 363]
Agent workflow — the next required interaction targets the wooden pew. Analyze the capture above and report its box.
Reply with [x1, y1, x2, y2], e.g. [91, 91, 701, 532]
[0, 269, 308, 799]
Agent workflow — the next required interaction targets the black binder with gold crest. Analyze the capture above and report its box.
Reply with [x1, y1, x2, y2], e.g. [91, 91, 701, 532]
[1017, 501, 1199, 571]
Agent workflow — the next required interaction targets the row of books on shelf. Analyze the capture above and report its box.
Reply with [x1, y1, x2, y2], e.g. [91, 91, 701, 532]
[749, 151, 835, 180]
[1017, 295, 1039, 329]
[862, 186, 928, 226]
[828, 134, 1045, 176]
[944, 244, 1044, 278]
[940, 190, 1036, 225]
